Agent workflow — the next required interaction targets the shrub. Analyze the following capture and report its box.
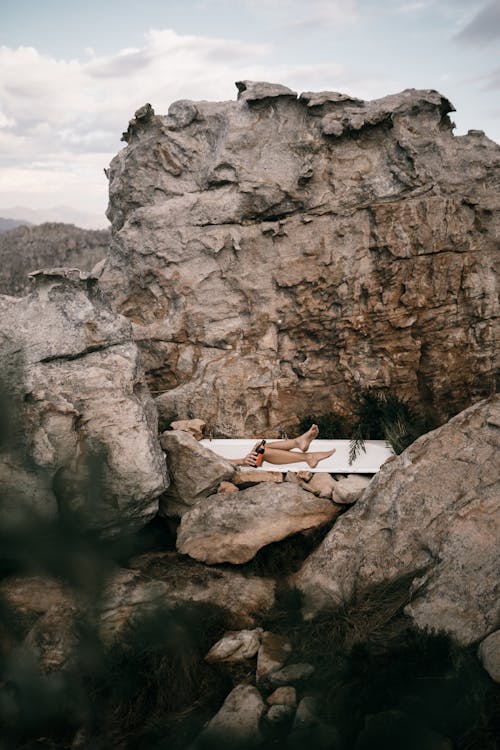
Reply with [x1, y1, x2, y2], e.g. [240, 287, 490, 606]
[348, 387, 436, 462]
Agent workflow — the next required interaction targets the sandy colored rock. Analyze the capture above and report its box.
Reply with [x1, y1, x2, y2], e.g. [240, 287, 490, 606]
[0, 269, 168, 536]
[190, 683, 265, 749]
[268, 663, 315, 686]
[129, 551, 276, 627]
[205, 628, 263, 663]
[268, 686, 297, 707]
[233, 469, 284, 485]
[478, 630, 500, 683]
[159, 430, 234, 516]
[169, 418, 205, 440]
[256, 631, 292, 682]
[295, 396, 500, 645]
[176, 483, 339, 564]
[218, 481, 239, 493]
[100, 84, 499, 437]
[331, 474, 373, 504]
[287, 471, 337, 498]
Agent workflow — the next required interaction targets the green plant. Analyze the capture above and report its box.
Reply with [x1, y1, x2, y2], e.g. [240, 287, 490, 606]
[298, 412, 349, 439]
[349, 388, 435, 463]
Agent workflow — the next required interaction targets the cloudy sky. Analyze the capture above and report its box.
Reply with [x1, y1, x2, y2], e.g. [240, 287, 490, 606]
[1, 0, 499, 228]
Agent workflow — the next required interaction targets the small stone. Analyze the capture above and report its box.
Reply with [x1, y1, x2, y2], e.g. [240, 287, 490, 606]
[293, 695, 320, 728]
[268, 663, 315, 687]
[267, 704, 294, 725]
[189, 683, 265, 749]
[267, 686, 297, 707]
[218, 481, 239, 494]
[205, 628, 263, 663]
[478, 630, 500, 683]
[169, 418, 206, 440]
[331, 474, 372, 504]
[256, 631, 292, 682]
[233, 469, 284, 485]
[307, 473, 337, 498]
[287, 471, 337, 498]
[297, 470, 313, 482]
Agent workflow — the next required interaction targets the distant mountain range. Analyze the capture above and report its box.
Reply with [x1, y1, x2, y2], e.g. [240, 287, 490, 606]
[0, 205, 109, 230]
[0, 222, 110, 296]
[0, 217, 33, 233]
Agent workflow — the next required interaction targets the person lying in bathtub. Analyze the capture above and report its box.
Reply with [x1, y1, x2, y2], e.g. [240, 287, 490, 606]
[228, 424, 335, 468]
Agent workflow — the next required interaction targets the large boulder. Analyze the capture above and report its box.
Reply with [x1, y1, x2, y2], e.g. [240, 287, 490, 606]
[190, 683, 265, 750]
[294, 396, 500, 645]
[159, 430, 234, 516]
[100, 86, 499, 436]
[0, 269, 168, 535]
[129, 551, 276, 627]
[176, 483, 341, 564]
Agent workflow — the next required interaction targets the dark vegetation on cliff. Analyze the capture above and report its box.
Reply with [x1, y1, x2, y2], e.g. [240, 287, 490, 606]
[299, 386, 437, 460]
[0, 222, 109, 296]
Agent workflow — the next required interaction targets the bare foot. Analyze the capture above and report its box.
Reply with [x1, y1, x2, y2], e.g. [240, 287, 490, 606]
[296, 424, 319, 452]
[306, 448, 336, 468]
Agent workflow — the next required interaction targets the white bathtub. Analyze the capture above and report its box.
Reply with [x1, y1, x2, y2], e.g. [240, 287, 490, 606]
[200, 439, 394, 474]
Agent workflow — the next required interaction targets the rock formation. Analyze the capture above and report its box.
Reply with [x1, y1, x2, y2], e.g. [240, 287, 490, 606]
[294, 395, 500, 645]
[0, 223, 109, 296]
[176, 483, 341, 564]
[100, 83, 499, 436]
[0, 268, 167, 535]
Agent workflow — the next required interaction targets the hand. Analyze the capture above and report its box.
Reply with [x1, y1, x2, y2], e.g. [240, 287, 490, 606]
[242, 450, 258, 467]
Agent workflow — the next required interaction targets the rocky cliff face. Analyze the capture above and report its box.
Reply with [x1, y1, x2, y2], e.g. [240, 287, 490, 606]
[100, 83, 499, 436]
[0, 222, 109, 296]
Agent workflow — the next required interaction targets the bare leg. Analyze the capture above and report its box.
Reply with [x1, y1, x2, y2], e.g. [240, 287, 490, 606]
[266, 424, 319, 453]
[263, 447, 335, 468]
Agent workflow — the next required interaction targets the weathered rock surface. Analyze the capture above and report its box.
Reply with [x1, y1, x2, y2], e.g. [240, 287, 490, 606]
[268, 663, 315, 687]
[205, 628, 263, 663]
[0, 223, 109, 296]
[176, 483, 339, 564]
[190, 683, 265, 749]
[332, 474, 373, 504]
[267, 704, 294, 725]
[129, 551, 276, 626]
[0, 269, 168, 535]
[295, 396, 500, 645]
[218, 480, 239, 493]
[159, 430, 234, 516]
[234, 469, 284, 486]
[268, 686, 297, 707]
[256, 631, 293, 683]
[100, 86, 499, 436]
[287, 471, 337, 498]
[478, 630, 500, 683]
[170, 418, 205, 440]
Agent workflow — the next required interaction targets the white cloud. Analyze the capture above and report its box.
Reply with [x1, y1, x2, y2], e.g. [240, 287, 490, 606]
[0, 24, 399, 219]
